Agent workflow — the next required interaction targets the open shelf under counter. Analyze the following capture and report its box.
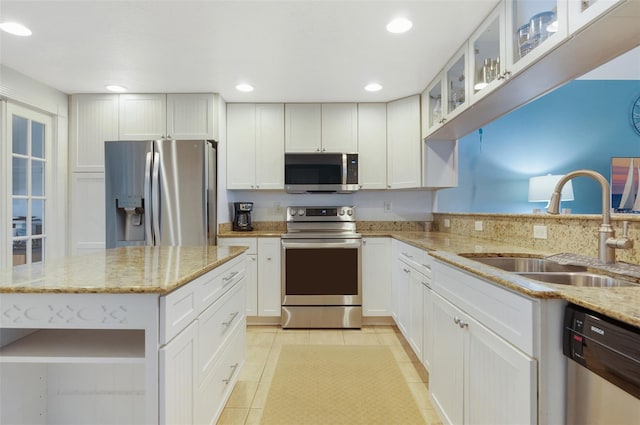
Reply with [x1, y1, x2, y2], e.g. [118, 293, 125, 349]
[0, 329, 145, 364]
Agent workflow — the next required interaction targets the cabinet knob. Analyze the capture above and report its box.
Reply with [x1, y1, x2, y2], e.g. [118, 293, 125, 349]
[316, 148, 321, 152]
[256, 185, 260, 189]
[267, 257, 272, 261]
[322, 148, 326, 152]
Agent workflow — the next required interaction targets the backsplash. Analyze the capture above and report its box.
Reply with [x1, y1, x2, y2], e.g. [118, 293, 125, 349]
[219, 221, 431, 234]
[433, 213, 640, 265]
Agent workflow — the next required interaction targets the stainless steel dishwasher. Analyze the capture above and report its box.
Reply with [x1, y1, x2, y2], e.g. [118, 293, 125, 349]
[563, 303, 640, 424]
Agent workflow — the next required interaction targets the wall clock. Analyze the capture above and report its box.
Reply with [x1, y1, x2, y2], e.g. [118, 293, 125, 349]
[633, 94, 640, 135]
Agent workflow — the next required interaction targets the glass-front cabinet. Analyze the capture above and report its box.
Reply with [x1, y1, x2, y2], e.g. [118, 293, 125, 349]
[444, 44, 469, 121]
[506, 0, 568, 75]
[470, 3, 507, 103]
[422, 75, 444, 137]
[567, 0, 623, 33]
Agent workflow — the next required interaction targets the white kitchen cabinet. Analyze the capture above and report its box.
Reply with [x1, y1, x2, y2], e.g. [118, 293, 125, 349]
[119, 93, 167, 140]
[285, 103, 322, 152]
[166, 93, 217, 140]
[422, 278, 434, 371]
[443, 43, 470, 122]
[430, 291, 537, 425]
[357, 103, 388, 190]
[362, 237, 392, 316]
[321, 103, 358, 152]
[430, 259, 539, 425]
[257, 238, 282, 317]
[387, 95, 421, 189]
[217, 237, 281, 317]
[69, 172, 105, 254]
[160, 320, 197, 425]
[227, 103, 284, 190]
[285, 103, 358, 153]
[568, 0, 624, 34]
[69, 94, 119, 172]
[119, 93, 217, 140]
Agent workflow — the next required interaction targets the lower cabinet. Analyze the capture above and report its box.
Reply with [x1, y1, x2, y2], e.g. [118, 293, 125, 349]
[361, 237, 392, 316]
[217, 237, 281, 317]
[430, 260, 538, 425]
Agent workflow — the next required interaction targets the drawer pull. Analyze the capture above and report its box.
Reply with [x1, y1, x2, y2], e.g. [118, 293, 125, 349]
[453, 317, 460, 325]
[403, 268, 410, 273]
[223, 271, 239, 286]
[401, 252, 413, 259]
[222, 363, 239, 384]
[458, 321, 469, 329]
[222, 311, 240, 328]
[422, 263, 431, 269]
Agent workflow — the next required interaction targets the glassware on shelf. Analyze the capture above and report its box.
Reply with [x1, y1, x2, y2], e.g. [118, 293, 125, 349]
[529, 10, 556, 43]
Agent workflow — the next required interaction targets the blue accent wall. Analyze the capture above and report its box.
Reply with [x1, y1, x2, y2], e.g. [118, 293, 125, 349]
[435, 80, 640, 214]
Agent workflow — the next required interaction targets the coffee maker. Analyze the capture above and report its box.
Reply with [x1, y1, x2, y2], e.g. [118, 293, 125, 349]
[232, 202, 254, 231]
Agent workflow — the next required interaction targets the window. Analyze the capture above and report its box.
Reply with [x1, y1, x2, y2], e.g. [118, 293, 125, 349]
[6, 103, 52, 266]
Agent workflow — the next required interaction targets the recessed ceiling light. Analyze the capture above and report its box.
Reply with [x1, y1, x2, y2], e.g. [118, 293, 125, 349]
[364, 83, 383, 92]
[105, 85, 127, 93]
[236, 83, 254, 92]
[0, 22, 32, 37]
[386, 17, 413, 34]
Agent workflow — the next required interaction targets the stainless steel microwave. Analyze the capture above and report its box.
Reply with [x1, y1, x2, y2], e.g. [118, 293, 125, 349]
[284, 153, 359, 194]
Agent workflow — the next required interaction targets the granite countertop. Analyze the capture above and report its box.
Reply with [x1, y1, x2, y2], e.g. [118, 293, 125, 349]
[0, 246, 247, 294]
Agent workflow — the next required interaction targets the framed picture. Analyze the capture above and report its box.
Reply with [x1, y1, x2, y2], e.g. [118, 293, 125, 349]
[611, 157, 640, 213]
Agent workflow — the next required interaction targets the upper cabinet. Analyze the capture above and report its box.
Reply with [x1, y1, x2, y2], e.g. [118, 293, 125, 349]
[387, 95, 422, 189]
[70, 93, 220, 172]
[567, 0, 624, 33]
[285, 103, 358, 152]
[119, 93, 218, 140]
[358, 103, 388, 190]
[423, 0, 637, 141]
[227, 103, 284, 190]
[70, 94, 119, 172]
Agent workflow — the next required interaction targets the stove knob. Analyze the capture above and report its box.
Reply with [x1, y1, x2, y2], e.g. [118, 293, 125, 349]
[347, 209, 353, 216]
[298, 208, 305, 216]
[339, 209, 345, 216]
[290, 209, 297, 216]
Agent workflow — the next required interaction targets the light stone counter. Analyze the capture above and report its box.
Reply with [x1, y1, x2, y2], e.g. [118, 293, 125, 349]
[0, 245, 247, 294]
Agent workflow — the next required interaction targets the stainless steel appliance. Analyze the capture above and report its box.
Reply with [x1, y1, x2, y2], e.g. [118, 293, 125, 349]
[281, 206, 362, 328]
[232, 202, 253, 231]
[563, 303, 640, 424]
[284, 153, 359, 194]
[105, 139, 217, 248]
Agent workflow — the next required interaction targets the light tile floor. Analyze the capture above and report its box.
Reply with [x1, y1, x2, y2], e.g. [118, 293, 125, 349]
[216, 325, 443, 425]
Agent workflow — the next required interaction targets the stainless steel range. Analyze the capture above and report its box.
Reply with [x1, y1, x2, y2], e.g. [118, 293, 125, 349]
[281, 206, 362, 329]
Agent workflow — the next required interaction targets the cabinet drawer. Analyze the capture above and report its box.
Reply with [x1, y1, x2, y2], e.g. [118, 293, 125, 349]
[196, 322, 246, 425]
[160, 274, 204, 345]
[198, 278, 246, 380]
[397, 241, 431, 276]
[217, 237, 257, 255]
[198, 256, 246, 312]
[432, 260, 535, 355]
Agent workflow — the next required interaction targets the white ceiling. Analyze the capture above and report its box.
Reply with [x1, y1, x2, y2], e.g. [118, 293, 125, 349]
[0, 0, 501, 102]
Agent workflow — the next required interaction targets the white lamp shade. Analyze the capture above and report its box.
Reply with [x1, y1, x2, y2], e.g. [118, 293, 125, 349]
[528, 174, 574, 202]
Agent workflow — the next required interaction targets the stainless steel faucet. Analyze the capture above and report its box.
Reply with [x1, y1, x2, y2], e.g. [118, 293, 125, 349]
[546, 169, 633, 264]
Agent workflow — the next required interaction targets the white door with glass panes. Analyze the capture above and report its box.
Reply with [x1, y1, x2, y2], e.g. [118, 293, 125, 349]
[4, 103, 53, 268]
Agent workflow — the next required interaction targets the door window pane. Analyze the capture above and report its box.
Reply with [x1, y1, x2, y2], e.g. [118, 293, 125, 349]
[32, 121, 45, 158]
[32, 200, 44, 235]
[32, 160, 45, 196]
[12, 157, 28, 195]
[13, 240, 27, 266]
[12, 199, 27, 237]
[12, 115, 28, 155]
[32, 238, 43, 263]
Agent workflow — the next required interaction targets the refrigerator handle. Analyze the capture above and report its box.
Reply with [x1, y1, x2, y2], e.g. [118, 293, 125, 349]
[144, 152, 153, 246]
[152, 152, 161, 245]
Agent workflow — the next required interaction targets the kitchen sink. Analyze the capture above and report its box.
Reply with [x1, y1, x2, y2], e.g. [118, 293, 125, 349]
[518, 272, 638, 288]
[463, 256, 588, 273]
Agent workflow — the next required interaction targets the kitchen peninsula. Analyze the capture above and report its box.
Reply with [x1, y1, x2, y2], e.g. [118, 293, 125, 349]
[0, 245, 248, 425]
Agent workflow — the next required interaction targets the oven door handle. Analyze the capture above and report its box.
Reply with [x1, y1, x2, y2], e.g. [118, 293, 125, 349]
[281, 239, 361, 249]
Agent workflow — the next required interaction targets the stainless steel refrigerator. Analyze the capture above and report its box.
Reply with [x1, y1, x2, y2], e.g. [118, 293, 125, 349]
[105, 139, 217, 248]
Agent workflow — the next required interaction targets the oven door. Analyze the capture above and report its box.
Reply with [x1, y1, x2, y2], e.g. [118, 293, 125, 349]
[281, 238, 362, 306]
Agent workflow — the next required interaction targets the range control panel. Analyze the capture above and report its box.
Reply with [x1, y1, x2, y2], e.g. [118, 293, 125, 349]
[286, 206, 355, 222]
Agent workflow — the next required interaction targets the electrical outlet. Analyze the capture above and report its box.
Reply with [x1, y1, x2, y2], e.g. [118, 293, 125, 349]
[444, 218, 450, 228]
[384, 202, 392, 213]
[533, 225, 548, 239]
[274, 202, 283, 214]
[474, 221, 483, 231]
